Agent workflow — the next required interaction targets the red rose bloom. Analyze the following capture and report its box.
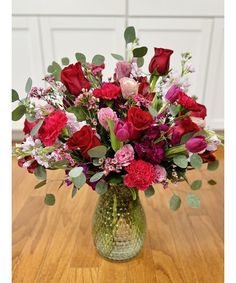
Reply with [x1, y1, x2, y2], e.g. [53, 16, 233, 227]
[124, 160, 156, 190]
[127, 106, 153, 140]
[61, 62, 90, 96]
[171, 116, 200, 145]
[93, 83, 121, 100]
[149, 48, 173, 75]
[178, 92, 197, 110]
[138, 76, 153, 101]
[23, 119, 39, 135]
[190, 103, 207, 119]
[67, 125, 101, 159]
[38, 110, 67, 146]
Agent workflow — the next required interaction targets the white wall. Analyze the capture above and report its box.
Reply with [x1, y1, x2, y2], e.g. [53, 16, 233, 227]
[12, 0, 224, 136]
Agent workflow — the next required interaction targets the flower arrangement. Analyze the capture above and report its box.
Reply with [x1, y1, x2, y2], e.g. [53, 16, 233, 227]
[12, 26, 223, 210]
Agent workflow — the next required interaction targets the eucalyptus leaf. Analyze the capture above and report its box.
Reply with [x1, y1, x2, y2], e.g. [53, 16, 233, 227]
[137, 57, 144, 67]
[44, 194, 55, 206]
[72, 172, 86, 189]
[69, 167, 83, 178]
[180, 131, 196, 144]
[95, 180, 108, 195]
[12, 105, 26, 121]
[207, 160, 219, 171]
[25, 77, 32, 93]
[72, 186, 78, 198]
[93, 159, 102, 167]
[90, 172, 104, 182]
[133, 47, 148, 58]
[92, 54, 105, 66]
[30, 119, 44, 136]
[51, 159, 69, 169]
[34, 180, 47, 189]
[75, 52, 86, 64]
[148, 105, 158, 117]
[173, 155, 188, 169]
[88, 145, 107, 158]
[111, 53, 124, 60]
[190, 154, 203, 169]
[186, 193, 201, 208]
[34, 165, 47, 180]
[66, 106, 87, 121]
[144, 185, 155, 198]
[47, 65, 54, 73]
[208, 179, 217, 185]
[169, 194, 181, 211]
[12, 89, 19, 102]
[191, 180, 202, 190]
[26, 114, 37, 122]
[51, 61, 62, 81]
[61, 57, 70, 66]
[124, 26, 136, 44]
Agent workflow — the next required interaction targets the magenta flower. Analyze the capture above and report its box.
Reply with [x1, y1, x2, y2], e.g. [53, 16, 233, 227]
[185, 135, 207, 153]
[114, 120, 133, 141]
[165, 85, 182, 103]
[114, 144, 134, 167]
[115, 61, 132, 81]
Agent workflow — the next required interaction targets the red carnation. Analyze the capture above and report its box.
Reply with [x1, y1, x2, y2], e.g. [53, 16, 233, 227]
[38, 110, 67, 146]
[178, 92, 197, 110]
[149, 48, 173, 75]
[93, 83, 121, 100]
[127, 106, 153, 140]
[124, 160, 156, 190]
[61, 62, 90, 96]
[67, 125, 101, 159]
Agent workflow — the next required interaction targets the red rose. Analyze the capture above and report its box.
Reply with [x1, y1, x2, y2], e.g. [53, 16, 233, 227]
[199, 151, 216, 163]
[190, 103, 207, 119]
[23, 119, 39, 135]
[93, 83, 121, 100]
[124, 160, 156, 190]
[178, 92, 197, 110]
[149, 48, 173, 75]
[67, 125, 101, 159]
[61, 62, 90, 96]
[127, 106, 153, 140]
[138, 76, 153, 101]
[171, 116, 200, 145]
[38, 110, 67, 146]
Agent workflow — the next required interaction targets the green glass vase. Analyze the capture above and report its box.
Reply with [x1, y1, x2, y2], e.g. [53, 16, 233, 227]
[92, 184, 146, 261]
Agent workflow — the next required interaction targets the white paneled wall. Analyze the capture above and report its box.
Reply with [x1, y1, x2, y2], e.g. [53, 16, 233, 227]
[12, 0, 224, 135]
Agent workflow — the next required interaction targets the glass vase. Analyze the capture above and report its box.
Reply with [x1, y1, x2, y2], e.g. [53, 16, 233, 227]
[92, 184, 146, 261]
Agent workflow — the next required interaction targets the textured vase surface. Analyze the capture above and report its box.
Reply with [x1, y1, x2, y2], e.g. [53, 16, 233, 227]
[92, 184, 146, 261]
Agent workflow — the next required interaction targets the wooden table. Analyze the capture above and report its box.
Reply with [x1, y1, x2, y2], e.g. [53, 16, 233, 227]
[12, 149, 224, 283]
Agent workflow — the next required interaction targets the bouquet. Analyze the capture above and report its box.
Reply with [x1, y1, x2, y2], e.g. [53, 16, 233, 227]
[12, 26, 223, 210]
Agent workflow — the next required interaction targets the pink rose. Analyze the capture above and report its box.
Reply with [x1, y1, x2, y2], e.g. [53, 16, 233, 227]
[114, 120, 133, 142]
[97, 107, 118, 131]
[114, 144, 134, 167]
[115, 61, 132, 81]
[119, 77, 139, 99]
[154, 165, 167, 183]
[185, 135, 207, 153]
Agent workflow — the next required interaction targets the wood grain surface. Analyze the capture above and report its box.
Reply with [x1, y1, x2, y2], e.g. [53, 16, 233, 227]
[12, 149, 224, 283]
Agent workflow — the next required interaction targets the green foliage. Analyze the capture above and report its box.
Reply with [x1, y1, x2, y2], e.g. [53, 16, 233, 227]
[47, 61, 62, 81]
[169, 104, 181, 117]
[208, 179, 217, 185]
[190, 154, 203, 169]
[26, 114, 37, 123]
[66, 106, 87, 121]
[34, 165, 47, 180]
[169, 194, 181, 211]
[12, 105, 26, 121]
[87, 145, 107, 158]
[34, 180, 47, 189]
[186, 193, 201, 208]
[107, 119, 122, 152]
[44, 194, 56, 206]
[92, 54, 105, 66]
[108, 175, 123, 185]
[25, 77, 32, 93]
[95, 180, 108, 195]
[72, 172, 86, 189]
[12, 89, 19, 102]
[144, 185, 155, 198]
[30, 119, 44, 136]
[75, 52, 86, 64]
[124, 26, 136, 44]
[133, 47, 148, 58]
[148, 105, 158, 118]
[111, 53, 124, 60]
[137, 57, 144, 67]
[72, 186, 78, 198]
[51, 159, 69, 169]
[191, 180, 202, 190]
[207, 160, 219, 171]
[180, 131, 195, 144]
[61, 57, 70, 66]
[173, 154, 188, 169]
[90, 172, 104, 182]
[69, 167, 83, 178]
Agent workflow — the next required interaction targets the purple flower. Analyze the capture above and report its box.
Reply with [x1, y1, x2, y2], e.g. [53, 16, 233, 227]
[146, 126, 161, 140]
[115, 61, 132, 81]
[135, 141, 165, 164]
[165, 85, 182, 103]
[185, 135, 207, 153]
[114, 120, 133, 142]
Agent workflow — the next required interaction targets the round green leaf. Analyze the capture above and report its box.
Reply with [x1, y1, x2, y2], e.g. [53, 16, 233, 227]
[137, 57, 144, 67]
[133, 47, 148, 58]
[191, 180, 202, 190]
[61, 57, 70, 66]
[186, 193, 201, 208]
[92, 54, 105, 66]
[87, 146, 107, 158]
[25, 77, 32, 93]
[44, 194, 55, 206]
[169, 194, 181, 211]
[190, 154, 203, 169]
[124, 26, 136, 44]
[144, 185, 155, 198]
[207, 160, 219, 171]
[180, 131, 195, 144]
[66, 106, 87, 121]
[34, 165, 47, 180]
[69, 167, 83, 178]
[90, 172, 104, 183]
[47, 65, 54, 73]
[111, 53, 124, 60]
[95, 180, 108, 195]
[75, 52, 86, 64]
[72, 172, 86, 189]
[12, 89, 19, 102]
[173, 155, 188, 168]
[208, 179, 217, 185]
[12, 105, 26, 121]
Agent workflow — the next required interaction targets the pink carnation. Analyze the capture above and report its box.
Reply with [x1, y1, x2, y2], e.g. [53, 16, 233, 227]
[97, 107, 118, 131]
[154, 165, 167, 183]
[114, 144, 134, 167]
